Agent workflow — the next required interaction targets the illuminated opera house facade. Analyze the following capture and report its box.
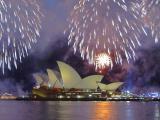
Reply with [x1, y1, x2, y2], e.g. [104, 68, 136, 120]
[32, 61, 123, 99]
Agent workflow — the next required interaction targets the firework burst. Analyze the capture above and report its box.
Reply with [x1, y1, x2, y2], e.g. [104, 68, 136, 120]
[94, 52, 113, 70]
[131, 0, 159, 43]
[142, 0, 159, 43]
[0, 0, 42, 73]
[66, 0, 148, 66]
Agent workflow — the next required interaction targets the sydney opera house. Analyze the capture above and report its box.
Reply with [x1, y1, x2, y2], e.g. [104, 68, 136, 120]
[31, 61, 124, 99]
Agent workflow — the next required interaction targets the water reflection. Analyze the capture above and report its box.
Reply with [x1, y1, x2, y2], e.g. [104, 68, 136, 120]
[0, 101, 159, 120]
[94, 102, 115, 120]
[154, 103, 160, 120]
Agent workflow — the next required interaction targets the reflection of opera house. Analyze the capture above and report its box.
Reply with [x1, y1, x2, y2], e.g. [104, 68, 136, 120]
[32, 61, 123, 99]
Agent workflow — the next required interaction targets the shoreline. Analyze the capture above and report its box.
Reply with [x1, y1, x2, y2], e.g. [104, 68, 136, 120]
[2, 97, 159, 102]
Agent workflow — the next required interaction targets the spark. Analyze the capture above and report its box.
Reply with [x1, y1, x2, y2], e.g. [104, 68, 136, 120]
[131, 0, 160, 43]
[94, 52, 113, 70]
[0, 0, 42, 73]
[66, 0, 147, 66]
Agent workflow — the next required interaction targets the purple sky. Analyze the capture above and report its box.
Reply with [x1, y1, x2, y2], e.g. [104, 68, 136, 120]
[34, 0, 76, 53]
[0, 0, 159, 94]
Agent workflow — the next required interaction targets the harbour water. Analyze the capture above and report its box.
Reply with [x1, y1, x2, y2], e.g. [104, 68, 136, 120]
[0, 101, 159, 120]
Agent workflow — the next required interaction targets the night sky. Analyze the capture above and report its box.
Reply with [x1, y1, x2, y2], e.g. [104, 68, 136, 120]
[0, 0, 159, 95]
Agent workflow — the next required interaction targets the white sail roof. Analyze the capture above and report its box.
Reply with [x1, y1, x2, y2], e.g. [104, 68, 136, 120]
[34, 61, 104, 90]
[75, 75, 104, 89]
[51, 70, 63, 85]
[47, 69, 62, 88]
[98, 82, 124, 91]
[57, 61, 81, 88]
[57, 61, 104, 89]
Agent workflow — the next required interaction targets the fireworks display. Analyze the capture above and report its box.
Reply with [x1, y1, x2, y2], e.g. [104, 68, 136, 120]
[131, 0, 159, 43]
[94, 52, 113, 70]
[66, 0, 148, 66]
[0, 0, 42, 73]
